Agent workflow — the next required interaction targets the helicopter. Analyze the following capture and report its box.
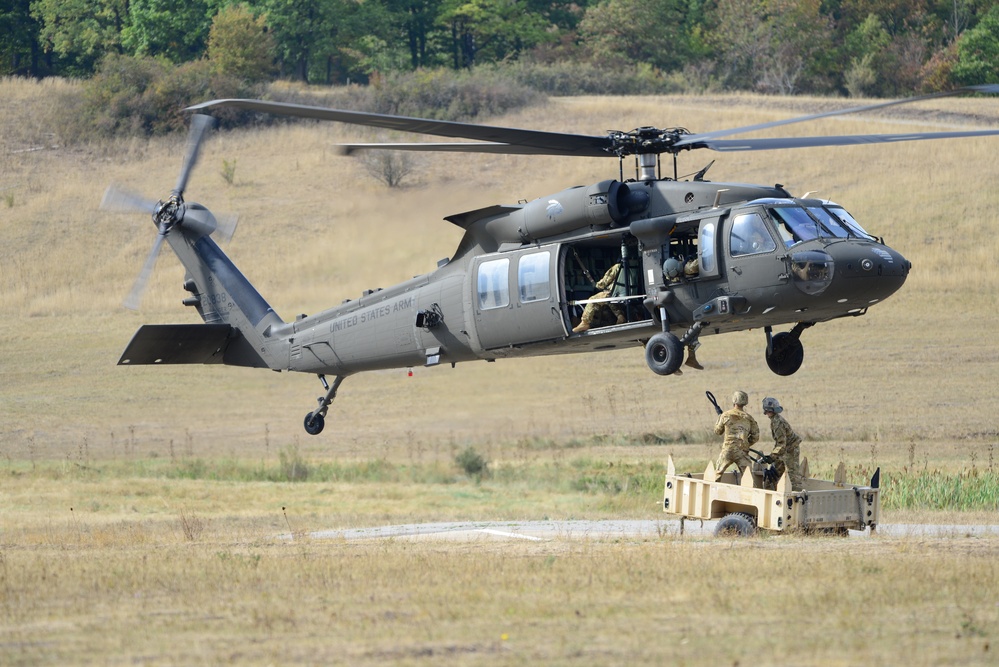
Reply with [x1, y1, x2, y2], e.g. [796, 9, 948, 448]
[104, 85, 999, 435]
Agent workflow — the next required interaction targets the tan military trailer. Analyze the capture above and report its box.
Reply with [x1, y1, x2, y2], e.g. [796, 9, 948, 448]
[662, 455, 880, 536]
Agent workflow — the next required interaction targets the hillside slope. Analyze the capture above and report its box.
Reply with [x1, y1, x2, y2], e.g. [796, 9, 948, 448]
[2, 78, 997, 463]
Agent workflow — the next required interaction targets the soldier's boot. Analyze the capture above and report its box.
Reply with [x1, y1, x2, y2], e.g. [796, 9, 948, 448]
[684, 345, 704, 370]
[616, 314, 626, 324]
[572, 320, 590, 333]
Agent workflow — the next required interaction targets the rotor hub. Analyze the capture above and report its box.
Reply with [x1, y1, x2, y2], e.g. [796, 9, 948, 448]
[154, 194, 185, 232]
[608, 127, 692, 157]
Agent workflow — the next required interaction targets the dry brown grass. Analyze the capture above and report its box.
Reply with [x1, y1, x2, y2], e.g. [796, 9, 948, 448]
[1, 516, 996, 666]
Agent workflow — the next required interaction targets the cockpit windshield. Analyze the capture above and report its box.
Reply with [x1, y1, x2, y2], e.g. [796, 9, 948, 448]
[826, 206, 876, 240]
[769, 204, 876, 246]
[771, 206, 820, 246]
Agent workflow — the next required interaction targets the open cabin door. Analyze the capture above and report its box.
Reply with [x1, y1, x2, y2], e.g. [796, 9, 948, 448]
[472, 246, 567, 350]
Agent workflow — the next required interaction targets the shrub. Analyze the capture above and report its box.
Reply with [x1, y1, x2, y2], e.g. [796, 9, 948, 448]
[455, 446, 488, 478]
[364, 67, 543, 120]
[360, 150, 416, 188]
[50, 60, 551, 147]
[500, 60, 683, 96]
[53, 53, 265, 143]
[79, 53, 171, 138]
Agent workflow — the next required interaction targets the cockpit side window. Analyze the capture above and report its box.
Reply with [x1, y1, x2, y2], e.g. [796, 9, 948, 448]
[729, 212, 778, 256]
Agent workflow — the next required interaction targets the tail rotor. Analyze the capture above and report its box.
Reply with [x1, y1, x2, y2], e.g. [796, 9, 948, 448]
[101, 114, 218, 310]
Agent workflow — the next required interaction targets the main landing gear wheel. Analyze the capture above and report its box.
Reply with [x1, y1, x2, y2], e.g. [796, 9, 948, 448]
[304, 412, 325, 435]
[766, 332, 804, 376]
[645, 331, 683, 376]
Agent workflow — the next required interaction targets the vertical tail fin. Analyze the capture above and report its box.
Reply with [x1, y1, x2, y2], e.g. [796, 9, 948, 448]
[162, 217, 286, 368]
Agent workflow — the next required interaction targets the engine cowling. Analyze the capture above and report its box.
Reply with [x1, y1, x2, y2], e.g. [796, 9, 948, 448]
[484, 180, 649, 244]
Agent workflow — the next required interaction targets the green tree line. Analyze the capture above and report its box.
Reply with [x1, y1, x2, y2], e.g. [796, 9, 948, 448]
[4, 0, 999, 96]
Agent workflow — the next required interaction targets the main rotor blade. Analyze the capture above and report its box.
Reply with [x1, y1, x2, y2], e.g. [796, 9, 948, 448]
[676, 84, 999, 147]
[691, 128, 999, 152]
[174, 114, 216, 195]
[337, 142, 595, 156]
[124, 232, 166, 310]
[186, 99, 614, 156]
[101, 184, 158, 215]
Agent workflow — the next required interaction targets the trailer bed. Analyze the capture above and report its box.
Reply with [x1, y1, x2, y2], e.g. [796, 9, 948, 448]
[663, 456, 880, 535]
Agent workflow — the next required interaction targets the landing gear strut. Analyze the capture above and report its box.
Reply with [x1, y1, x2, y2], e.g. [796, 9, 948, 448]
[764, 323, 813, 376]
[304, 374, 345, 435]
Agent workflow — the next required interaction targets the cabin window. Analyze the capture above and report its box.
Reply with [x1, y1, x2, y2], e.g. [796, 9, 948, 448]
[477, 258, 510, 310]
[518, 252, 550, 303]
[730, 212, 777, 256]
[699, 220, 717, 276]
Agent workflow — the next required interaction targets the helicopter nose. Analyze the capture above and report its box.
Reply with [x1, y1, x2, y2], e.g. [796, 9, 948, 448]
[830, 243, 911, 305]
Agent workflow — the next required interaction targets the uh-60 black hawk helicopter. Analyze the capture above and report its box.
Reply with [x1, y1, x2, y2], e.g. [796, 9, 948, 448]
[105, 86, 999, 435]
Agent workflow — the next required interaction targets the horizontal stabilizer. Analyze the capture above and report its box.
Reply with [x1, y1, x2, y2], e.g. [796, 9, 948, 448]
[118, 324, 232, 365]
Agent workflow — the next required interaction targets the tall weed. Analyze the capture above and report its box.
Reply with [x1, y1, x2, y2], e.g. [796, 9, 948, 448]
[883, 470, 999, 511]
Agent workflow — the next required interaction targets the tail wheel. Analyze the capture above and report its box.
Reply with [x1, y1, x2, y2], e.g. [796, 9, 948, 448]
[645, 331, 683, 375]
[304, 412, 325, 435]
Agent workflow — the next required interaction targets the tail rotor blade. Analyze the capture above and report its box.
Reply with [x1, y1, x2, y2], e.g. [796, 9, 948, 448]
[124, 233, 166, 310]
[215, 213, 239, 244]
[174, 114, 216, 196]
[101, 184, 158, 215]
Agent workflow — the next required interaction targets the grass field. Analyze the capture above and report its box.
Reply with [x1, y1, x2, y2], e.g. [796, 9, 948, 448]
[1, 77, 998, 664]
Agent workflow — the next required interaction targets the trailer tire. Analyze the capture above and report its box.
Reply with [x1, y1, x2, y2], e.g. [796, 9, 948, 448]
[714, 512, 756, 537]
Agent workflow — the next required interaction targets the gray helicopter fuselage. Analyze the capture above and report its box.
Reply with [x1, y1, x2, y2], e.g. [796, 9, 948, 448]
[244, 178, 909, 378]
[119, 177, 909, 392]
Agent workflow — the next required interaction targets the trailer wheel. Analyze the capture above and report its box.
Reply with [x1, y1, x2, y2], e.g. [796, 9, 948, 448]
[714, 512, 756, 537]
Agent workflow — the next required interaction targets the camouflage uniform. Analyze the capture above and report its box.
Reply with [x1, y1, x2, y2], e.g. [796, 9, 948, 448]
[768, 413, 804, 490]
[713, 406, 759, 476]
[579, 263, 625, 327]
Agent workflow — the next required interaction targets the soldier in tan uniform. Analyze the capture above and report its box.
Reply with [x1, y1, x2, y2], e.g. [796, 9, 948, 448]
[713, 390, 759, 479]
[572, 263, 625, 333]
[762, 397, 804, 490]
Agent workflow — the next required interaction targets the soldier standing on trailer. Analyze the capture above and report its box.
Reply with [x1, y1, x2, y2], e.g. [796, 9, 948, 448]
[762, 397, 805, 490]
[713, 390, 759, 480]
